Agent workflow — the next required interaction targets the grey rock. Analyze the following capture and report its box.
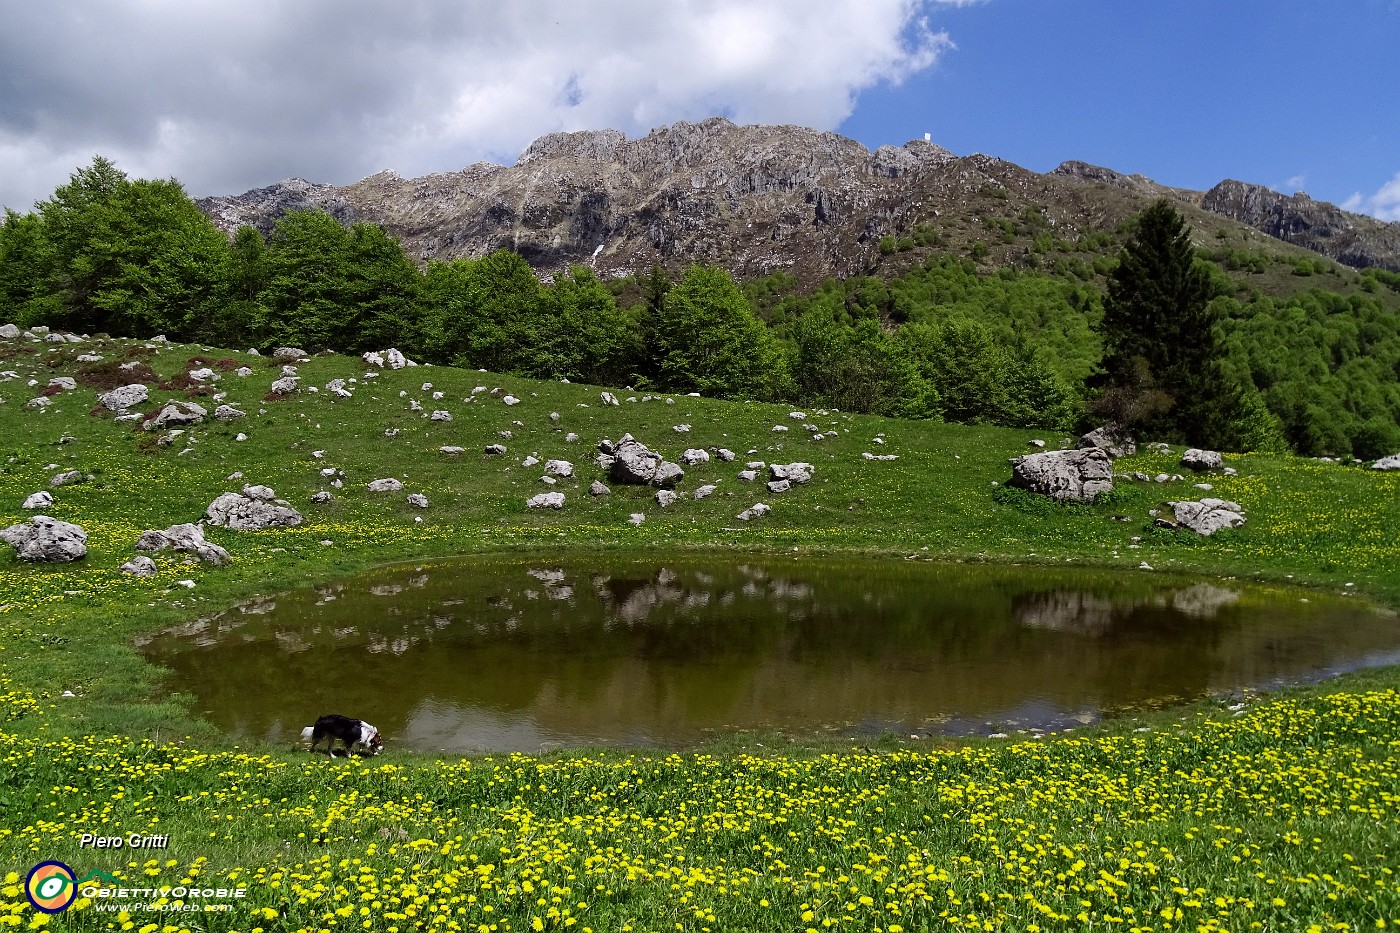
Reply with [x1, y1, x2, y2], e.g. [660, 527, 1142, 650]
[236, 366, 253, 377]
[1, 515, 88, 562]
[26, 397, 51, 409]
[600, 391, 620, 406]
[0, 323, 19, 339]
[485, 444, 507, 455]
[135, 530, 171, 550]
[770, 462, 815, 484]
[49, 470, 85, 488]
[272, 347, 306, 360]
[1008, 448, 1114, 501]
[652, 461, 685, 488]
[152, 522, 232, 566]
[22, 491, 54, 510]
[655, 489, 678, 507]
[609, 436, 664, 485]
[1370, 453, 1400, 471]
[213, 404, 246, 422]
[270, 376, 300, 395]
[439, 445, 466, 455]
[737, 503, 771, 521]
[241, 484, 276, 501]
[714, 448, 735, 462]
[766, 479, 792, 494]
[188, 367, 218, 383]
[205, 489, 304, 530]
[144, 400, 206, 430]
[48, 376, 77, 391]
[430, 410, 453, 422]
[1078, 424, 1136, 458]
[545, 459, 574, 478]
[565, 432, 579, 442]
[589, 480, 610, 496]
[99, 384, 149, 411]
[407, 493, 429, 508]
[738, 470, 758, 482]
[120, 555, 158, 576]
[310, 491, 334, 504]
[1181, 448, 1224, 471]
[1166, 499, 1247, 536]
[367, 478, 405, 492]
[693, 484, 717, 500]
[526, 492, 565, 509]
[681, 448, 709, 465]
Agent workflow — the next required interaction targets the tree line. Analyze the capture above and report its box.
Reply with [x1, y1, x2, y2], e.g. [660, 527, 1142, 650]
[3, 157, 1399, 458]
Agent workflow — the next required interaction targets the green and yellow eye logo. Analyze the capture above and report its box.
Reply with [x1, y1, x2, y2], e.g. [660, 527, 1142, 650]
[25, 861, 77, 913]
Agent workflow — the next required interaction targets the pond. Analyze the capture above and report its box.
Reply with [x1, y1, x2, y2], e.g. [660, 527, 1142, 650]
[140, 554, 1400, 753]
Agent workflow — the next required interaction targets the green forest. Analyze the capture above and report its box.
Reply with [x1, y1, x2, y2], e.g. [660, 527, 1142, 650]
[4, 157, 1400, 458]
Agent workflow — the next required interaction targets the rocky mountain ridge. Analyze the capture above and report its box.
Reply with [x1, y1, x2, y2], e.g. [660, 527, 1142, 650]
[197, 118, 1400, 280]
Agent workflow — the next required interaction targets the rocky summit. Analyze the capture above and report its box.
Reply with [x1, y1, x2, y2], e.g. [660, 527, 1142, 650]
[198, 118, 1400, 283]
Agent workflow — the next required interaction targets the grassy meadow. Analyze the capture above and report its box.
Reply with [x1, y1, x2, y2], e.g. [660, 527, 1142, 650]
[1, 333, 1398, 931]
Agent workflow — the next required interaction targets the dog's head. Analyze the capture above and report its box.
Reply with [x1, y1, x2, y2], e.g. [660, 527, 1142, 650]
[365, 731, 384, 755]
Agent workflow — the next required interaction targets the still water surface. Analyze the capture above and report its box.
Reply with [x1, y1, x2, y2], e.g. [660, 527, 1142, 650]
[141, 554, 1400, 752]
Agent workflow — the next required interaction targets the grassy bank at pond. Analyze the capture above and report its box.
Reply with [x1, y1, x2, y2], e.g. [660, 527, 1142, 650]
[2, 334, 1399, 931]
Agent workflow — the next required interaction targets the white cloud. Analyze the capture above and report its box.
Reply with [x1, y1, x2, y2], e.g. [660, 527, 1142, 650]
[1281, 174, 1306, 192]
[0, 0, 954, 211]
[1342, 172, 1400, 222]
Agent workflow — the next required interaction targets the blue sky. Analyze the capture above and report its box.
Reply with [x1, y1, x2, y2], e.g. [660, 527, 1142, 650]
[1, 0, 1397, 220]
[839, 0, 1400, 216]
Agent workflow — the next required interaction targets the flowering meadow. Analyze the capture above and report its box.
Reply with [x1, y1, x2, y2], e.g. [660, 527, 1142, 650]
[2, 335, 1399, 930]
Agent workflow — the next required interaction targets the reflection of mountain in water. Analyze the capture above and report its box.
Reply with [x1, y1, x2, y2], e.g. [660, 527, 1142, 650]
[1015, 584, 1241, 635]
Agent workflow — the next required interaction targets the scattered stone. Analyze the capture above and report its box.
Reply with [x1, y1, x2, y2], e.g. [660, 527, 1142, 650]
[549, 411, 560, 422]
[205, 487, 304, 530]
[272, 347, 306, 360]
[234, 432, 248, 442]
[737, 503, 771, 521]
[738, 470, 758, 482]
[714, 448, 735, 462]
[589, 480, 611, 496]
[270, 376, 300, 395]
[97, 383, 150, 412]
[367, 478, 405, 493]
[407, 493, 429, 508]
[213, 404, 246, 422]
[565, 432, 579, 442]
[628, 513, 645, 526]
[862, 452, 899, 461]
[767, 479, 791, 494]
[430, 410, 453, 422]
[600, 391, 620, 406]
[310, 491, 334, 504]
[49, 470, 85, 488]
[0, 515, 87, 562]
[1028, 439, 1046, 448]
[1162, 498, 1247, 536]
[48, 376, 77, 391]
[1370, 453, 1400, 471]
[235, 366, 253, 377]
[770, 462, 815, 484]
[673, 424, 691, 433]
[545, 459, 574, 477]
[789, 411, 807, 420]
[526, 492, 565, 509]
[693, 484, 717, 500]
[485, 444, 507, 455]
[120, 555, 158, 576]
[26, 397, 52, 409]
[1078, 423, 1136, 458]
[1008, 448, 1114, 501]
[135, 522, 231, 566]
[0, 323, 19, 339]
[22, 491, 54, 510]
[1181, 448, 1224, 471]
[608, 435, 685, 488]
[522, 455, 540, 468]
[502, 395, 521, 406]
[188, 367, 218, 383]
[655, 489, 678, 507]
[1193, 482, 1213, 491]
[144, 400, 206, 431]
[772, 425, 789, 432]
[540, 475, 558, 486]
[681, 448, 710, 465]
[439, 445, 466, 455]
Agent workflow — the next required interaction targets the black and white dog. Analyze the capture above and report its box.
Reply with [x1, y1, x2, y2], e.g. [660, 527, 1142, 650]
[301, 714, 384, 757]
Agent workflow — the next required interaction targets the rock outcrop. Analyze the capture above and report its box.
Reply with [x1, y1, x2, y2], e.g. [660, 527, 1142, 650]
[1, 515, 88, 562]
[205, 485, 304, 530]
[1008, 448, 1114, 501]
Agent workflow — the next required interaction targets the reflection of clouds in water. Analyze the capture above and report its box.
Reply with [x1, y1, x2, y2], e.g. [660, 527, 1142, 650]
[370, 584, 403, 596]
[404, 697, 569, 753]
[1171, 584, 1240, 618]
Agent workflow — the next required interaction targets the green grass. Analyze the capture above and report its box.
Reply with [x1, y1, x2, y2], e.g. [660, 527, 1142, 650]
[2, 334, 1398, 931]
